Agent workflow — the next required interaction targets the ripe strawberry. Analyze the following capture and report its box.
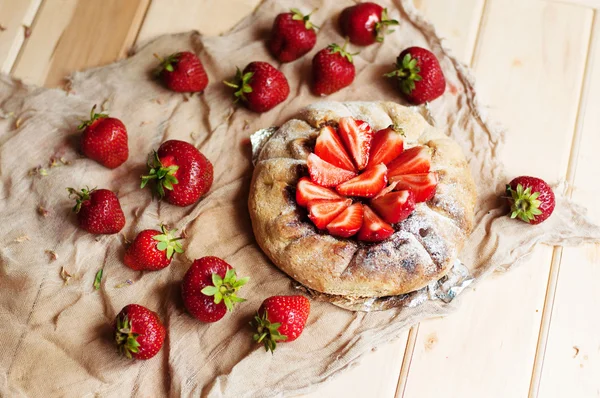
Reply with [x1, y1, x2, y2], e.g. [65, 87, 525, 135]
[79, 105, 128, 169]
[339, 2, 399, 46]
[268, 8, 317, 63]
[314, 126, 356, 171]
[385, 47, 446, 104]
[390, 172, 439, 202]
[387, 146, 431, 177]
[155, 51, 209, 93]
[366, 125, 405, 169]
[68, 187, 125, 234]
[311, 43, 357, 96]
[307, 153, 356, 187]
[336, 163, 388, 198]
[338, 117, 373, 171]
[114, 304, 165, 360]
[141, 140, 213, 207]
[296, 177, 342, 207]
[370, 190, 415, 224]
[181, 256, 249, 323]
[506, 176, 555, 224]
[124, 225, 184, 271]
[224, 62, 290, 113]
[307, 199, 352, 229]
[326, 203, 363, 238]
[357, 205, 394, 242]
[252, 295, 310, 352]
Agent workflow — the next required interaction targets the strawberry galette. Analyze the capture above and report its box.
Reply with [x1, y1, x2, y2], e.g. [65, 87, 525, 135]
[249, 101, 476, 298]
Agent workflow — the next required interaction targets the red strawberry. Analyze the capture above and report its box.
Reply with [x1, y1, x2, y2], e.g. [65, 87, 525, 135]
[296, 177, 342, 207]
[155, 51, 209, 93]
[307, 199, 352, 229]
[385, 47, 446, 104]
[68, 187, 125, 234]
[114, 304, 165, 360]
[370, 190, 415, 224]
[141, 140, 213, 207]
[338, 117, 373, 171]
[224, 62, 290, 113]
[357, 205, 394, 242]
[181, 256, 249, 323]
[124, 225, 184, 271]
[390, 172, 439, 202]
[311, 43, 357, 96]
[79, 105, 128, 169]
[506, 176, 555, 224]
[339, 2, 399, 46]
[314, 126, 356, 171]
[366, 125, 405, 169]
[387, 146, 431, 177]
[252, 295, 310, 352]
[326, 203, 363, 238]
[307, 153, 356, 187]
[336, 163, 388, 198]
[268, 8, 317, 63]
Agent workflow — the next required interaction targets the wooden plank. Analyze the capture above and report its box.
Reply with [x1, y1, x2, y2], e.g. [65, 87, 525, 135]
[0, 0, 42, 73]
[401, 1, 593, 397]
[537, 12, 600, 398]
[11, 0, 150, 87]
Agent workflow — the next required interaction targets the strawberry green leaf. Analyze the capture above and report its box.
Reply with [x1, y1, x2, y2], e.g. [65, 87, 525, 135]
[94, 269, 103, 290]
[201, 286, 219, 296]
[78, 105, 108, 130]
[151, 225, 184, 259]
[201, 268, 249, 311]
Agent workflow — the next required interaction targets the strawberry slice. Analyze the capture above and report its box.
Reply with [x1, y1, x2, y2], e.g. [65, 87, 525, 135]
[390, 172, 439, 202]
[366, 126, 405, 169]
[387, 146, 431, 177]
[338, 117, 373, 171]
[307, 199, 352, 230]
[315, 126, 356, 172]
[357, 205, 395, 242]
[326, 203, 364, 238]
[336, 164, 388, 198]
[296, 177, 342, 207]
[307, 153, 356, 187]
[370, 190, 416, 224]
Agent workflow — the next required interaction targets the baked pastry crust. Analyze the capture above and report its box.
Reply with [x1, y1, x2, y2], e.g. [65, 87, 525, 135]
[249, 101, 476, 297]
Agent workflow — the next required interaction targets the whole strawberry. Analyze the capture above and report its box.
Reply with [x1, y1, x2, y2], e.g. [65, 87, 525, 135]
[79, 105, 128, 169]
[224, 61, 290, 112]
[68, 187, 125, 234]
[124, 225, 184, 271]
[252, 295, 310, 352]
[141, 140, 213, 207]
[311, 43, 357, 96]
[339, 2, 398, 46]
[269, 8, 317, 63]
[506, 176, 555, 225]
[155, 51, 209, 93]
[385, 46, 446, 104]
[114, 304, 165, 360]
[182, 256, 249, 323]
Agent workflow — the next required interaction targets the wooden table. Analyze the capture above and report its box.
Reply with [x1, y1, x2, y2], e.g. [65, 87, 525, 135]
[2, 0, 599, 396]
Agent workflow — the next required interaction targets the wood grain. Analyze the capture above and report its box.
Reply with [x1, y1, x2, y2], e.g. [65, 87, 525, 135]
[0, 0, 41, 73]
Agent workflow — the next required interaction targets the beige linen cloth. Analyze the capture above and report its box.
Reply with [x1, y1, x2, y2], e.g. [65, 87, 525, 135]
[1, 0, 599, 397]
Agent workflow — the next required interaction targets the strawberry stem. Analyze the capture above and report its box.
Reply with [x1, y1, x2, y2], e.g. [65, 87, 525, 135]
[384, 53, 422, 94]
[327, 40, 359, 63]
[152, 224, 184, 259]
[67, 186, 96, 213]
[223, 67, 254, 103]
[115, 314, 141, 359]
[506, 183, 543, 223]
[374, 8, 399, 43]
[200, 269, 249, 312]
[140, 151, 179, 198]
[154, 52, 180, 76]
[78, 105, 108, 130]
[251, 310, 288, 353]
[290, 8, 318, 30]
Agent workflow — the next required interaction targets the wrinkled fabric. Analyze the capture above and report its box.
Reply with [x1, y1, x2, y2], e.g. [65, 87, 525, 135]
[0, 0, 599, 397]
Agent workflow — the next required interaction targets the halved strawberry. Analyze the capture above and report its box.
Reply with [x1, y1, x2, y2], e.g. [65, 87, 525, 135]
[296, 177, 342, 207]
[307, 199, 352, 229]
[307, 153, 356, 187]
[390, 172, 439, 202]
[338, 117, 373, 171]
[315, 126, 356, 172]
[366, 125, 404, 169]
[370, 190, 416, 224]
[336, 164, 388, 198]
[326, 203, 363, 238]
[387, 146, 431, 177]
[357, 205, 395, 242]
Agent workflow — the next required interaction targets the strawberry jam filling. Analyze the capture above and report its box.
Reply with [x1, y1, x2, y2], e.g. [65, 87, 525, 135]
[296, 117, 439, 242]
